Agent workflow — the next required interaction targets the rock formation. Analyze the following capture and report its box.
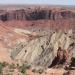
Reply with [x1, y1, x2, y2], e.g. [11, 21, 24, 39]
[11, 30, 74, 69]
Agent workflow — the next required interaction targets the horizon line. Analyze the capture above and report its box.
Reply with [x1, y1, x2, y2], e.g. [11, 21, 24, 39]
[0, 4, 75, 6]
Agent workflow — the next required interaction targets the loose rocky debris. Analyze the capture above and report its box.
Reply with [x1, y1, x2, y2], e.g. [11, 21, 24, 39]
[11, 29, 75, 71]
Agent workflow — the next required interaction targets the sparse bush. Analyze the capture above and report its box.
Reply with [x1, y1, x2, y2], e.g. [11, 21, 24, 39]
[9, 63, 16, 69]
[16, 63, 19, 67]
[0, 62, 6, 74]
[19, 64, 27, 74]
[2, 62, 8, 67]
[6, 73, 13, 75]
[19, 64, 30, 74]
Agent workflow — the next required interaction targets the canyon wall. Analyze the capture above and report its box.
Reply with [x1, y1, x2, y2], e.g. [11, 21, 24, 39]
[0, 7, 75, 21]
[0, 7, 75, 31]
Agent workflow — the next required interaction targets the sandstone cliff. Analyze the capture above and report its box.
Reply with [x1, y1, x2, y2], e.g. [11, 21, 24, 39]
[0, 7, 75, 21]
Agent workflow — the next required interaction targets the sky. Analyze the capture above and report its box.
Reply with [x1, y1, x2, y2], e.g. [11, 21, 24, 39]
[0, 0, 75, 5]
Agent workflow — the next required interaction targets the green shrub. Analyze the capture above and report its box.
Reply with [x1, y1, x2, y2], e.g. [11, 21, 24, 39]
[19, 64, 30, 74]
[9, 63, 16, 69]
[0, 62, 5, 73]
[6, 73, 13, 75]
[2, 62, 8, 67]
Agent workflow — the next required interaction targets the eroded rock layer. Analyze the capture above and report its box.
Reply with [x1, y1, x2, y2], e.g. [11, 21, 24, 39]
[11, 30, 75, 69]
[0, 7, 75, 21]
